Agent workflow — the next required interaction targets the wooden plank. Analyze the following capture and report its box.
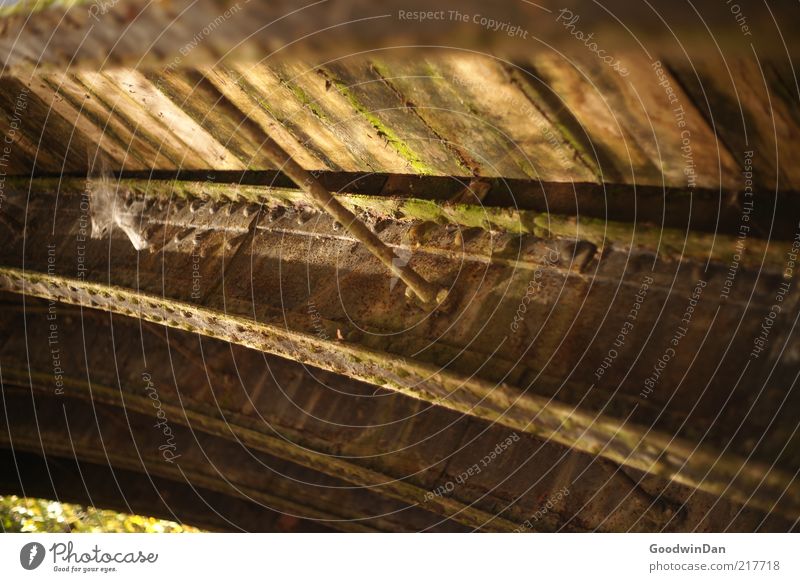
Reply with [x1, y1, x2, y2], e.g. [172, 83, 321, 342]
[576, 53, 740, 190]
[0, 76, 91, 173]
[201, 66, 328, 171]
[22, 73, 146, 170]
[671, 56, 800, 191]
[144, 69, 269, 170]
[233, 63, 369, 172]
[432, 53, 597, 183]
[0, 106, 46, 174]
[72, 71, 198, 169]
[269, 60, 416, 174]
[515, 54, 660, 185]
[50, 71, 180, 170]
[103, 70, 245, 170]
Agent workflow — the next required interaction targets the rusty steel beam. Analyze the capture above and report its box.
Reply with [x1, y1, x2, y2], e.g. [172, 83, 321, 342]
[3, 176, 800, 527]
[0, 365, 518, 532]
[1, 265, 797, 520]
[10, 295, 788, 532]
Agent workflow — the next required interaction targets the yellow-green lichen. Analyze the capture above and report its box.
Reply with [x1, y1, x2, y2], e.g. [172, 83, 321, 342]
[327, 77, 437, 176]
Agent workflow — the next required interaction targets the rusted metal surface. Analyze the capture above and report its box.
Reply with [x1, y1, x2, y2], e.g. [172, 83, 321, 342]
[2, 17, 800, 530]
[2, 175, 799, 522]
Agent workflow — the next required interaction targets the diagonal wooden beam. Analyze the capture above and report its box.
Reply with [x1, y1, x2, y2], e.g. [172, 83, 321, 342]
[1, 366, 519, 531]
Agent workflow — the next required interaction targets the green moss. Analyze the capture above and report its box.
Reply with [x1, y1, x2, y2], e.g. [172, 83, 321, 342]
[327, 77, 436, 176]
[232, 76, 280, 119]
[285, 82, 330, 123]
[399, 198, 446, 223]
[368, 60, 393, 83]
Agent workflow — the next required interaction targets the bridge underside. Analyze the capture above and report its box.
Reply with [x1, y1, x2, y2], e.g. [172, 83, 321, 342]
[1, 0, 799, 532]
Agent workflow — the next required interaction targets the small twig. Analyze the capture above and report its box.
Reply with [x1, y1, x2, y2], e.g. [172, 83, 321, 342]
[259, 137, 447, 305]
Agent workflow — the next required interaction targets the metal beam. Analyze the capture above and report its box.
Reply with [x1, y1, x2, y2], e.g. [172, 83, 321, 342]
[2, 265, 797, 519]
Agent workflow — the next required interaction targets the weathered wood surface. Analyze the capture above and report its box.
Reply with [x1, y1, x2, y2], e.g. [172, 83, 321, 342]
[672, 56, 800, 191]
[2, 8, 799, 531]
[1, 54, 798, 195]
[1, 1, 797, 74]
[1, 293, 793, 532]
